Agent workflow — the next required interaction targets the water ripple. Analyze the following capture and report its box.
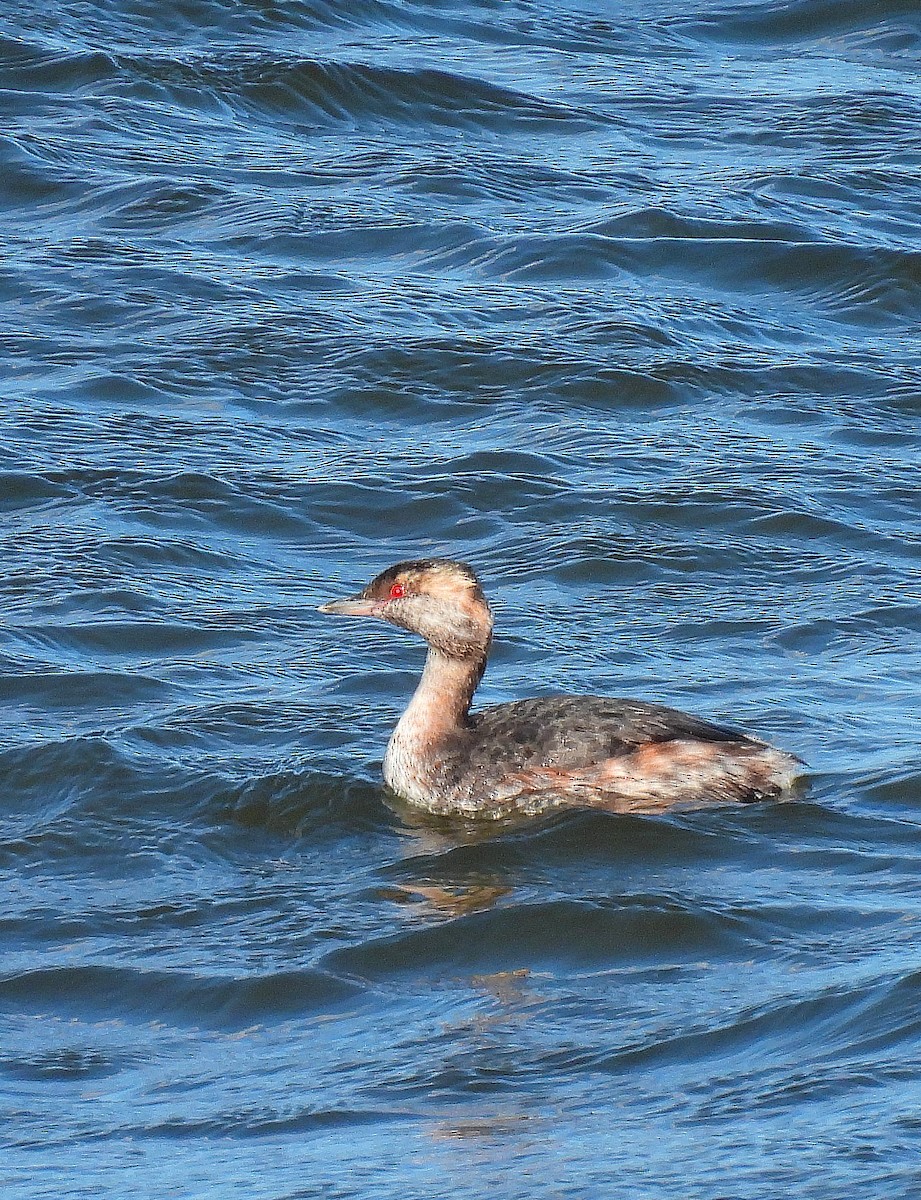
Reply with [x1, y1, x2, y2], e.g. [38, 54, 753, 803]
[0, 964, 361, 1027]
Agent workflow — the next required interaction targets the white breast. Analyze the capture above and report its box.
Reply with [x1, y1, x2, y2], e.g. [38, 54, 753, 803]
[382, 717, 435, 805]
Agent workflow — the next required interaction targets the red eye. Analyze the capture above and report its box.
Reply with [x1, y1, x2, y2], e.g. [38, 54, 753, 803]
[389, 582, 405, 600]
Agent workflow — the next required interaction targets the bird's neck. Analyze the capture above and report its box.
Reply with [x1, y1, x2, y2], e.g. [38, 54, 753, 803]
[386, 646, 485, 769]
[382, 640, 489, 804]
[405, 646, 485, 735]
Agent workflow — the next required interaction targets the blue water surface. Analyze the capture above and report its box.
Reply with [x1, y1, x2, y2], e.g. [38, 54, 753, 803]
[2, 0, 921, 1196]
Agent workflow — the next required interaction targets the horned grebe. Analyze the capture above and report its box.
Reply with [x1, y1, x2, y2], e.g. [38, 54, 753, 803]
[319, 559, 802, 819]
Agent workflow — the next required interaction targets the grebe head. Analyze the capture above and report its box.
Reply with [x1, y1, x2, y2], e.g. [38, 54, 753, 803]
[318, 558, 493, 659]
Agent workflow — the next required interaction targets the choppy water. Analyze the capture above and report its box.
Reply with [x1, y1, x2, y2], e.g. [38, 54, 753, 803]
[3, 0, 921, 1195]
